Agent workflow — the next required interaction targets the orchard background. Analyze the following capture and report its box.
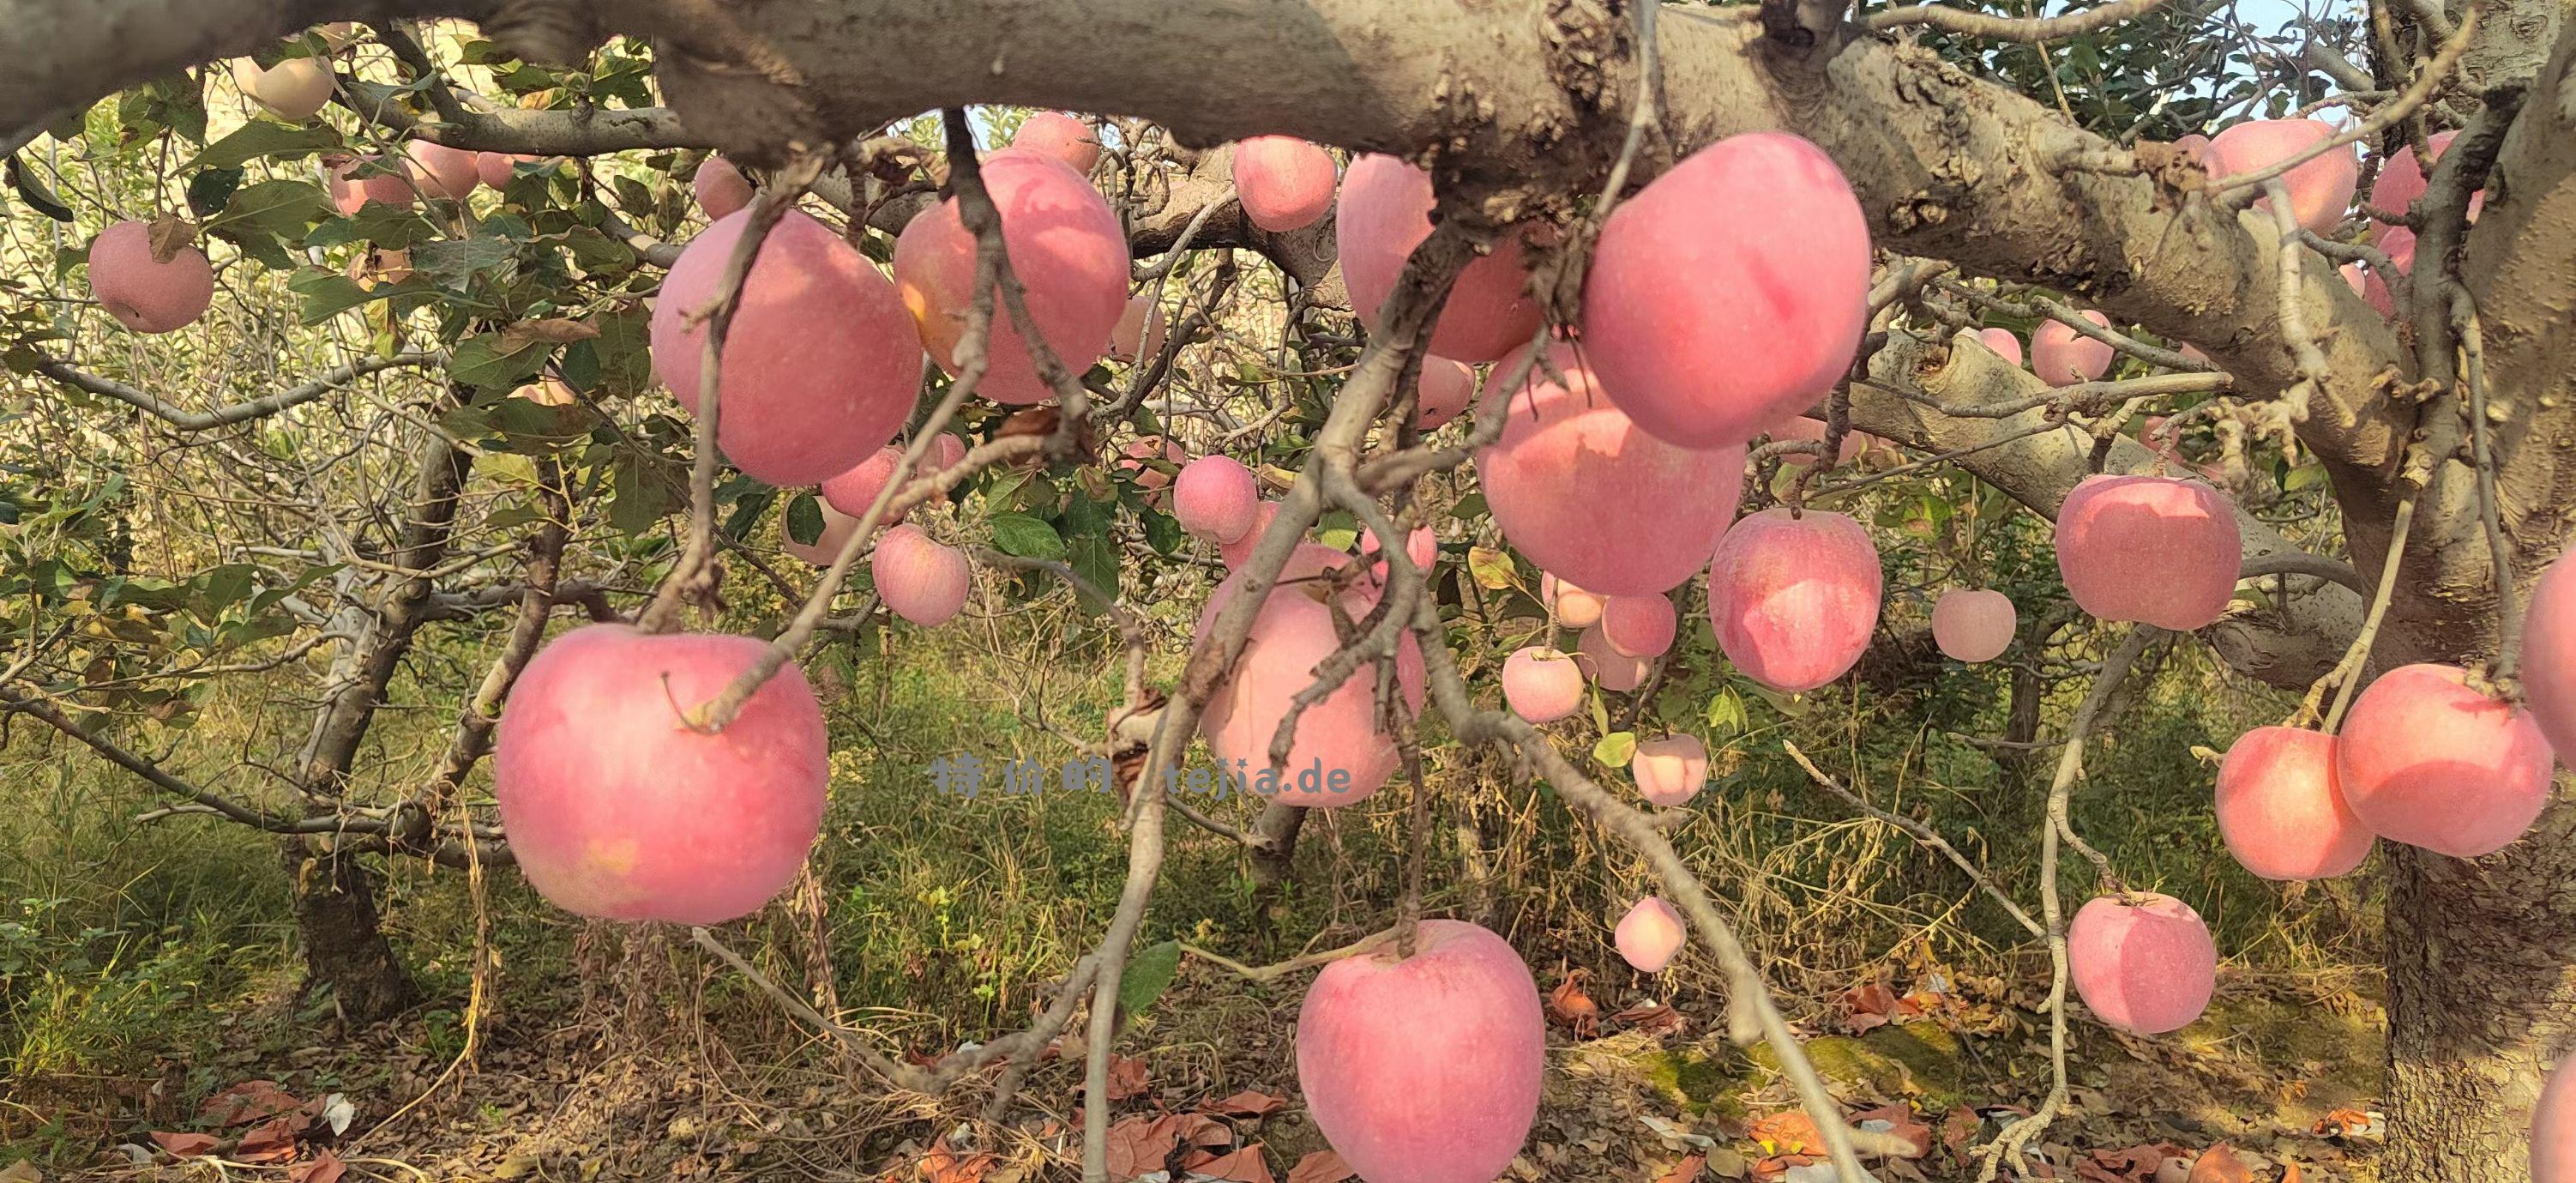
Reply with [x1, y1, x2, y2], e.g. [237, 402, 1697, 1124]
[2, 0, 2572, 1180]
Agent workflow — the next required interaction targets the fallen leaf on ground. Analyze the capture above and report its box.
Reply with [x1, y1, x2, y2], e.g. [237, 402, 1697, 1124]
[1199, 1090, 1288, 1118]
[1285, 1150, 1354, 1183]
[1547, 969, 1599, 1038]
[1185, 1144, 1277, 1183]
[0, 1161, 40, 1183]
[148, 1132, 219, 1159]
[288, 1151, 347, 1183]
[1747, 1112, 1823, 1157]
[1657, 1154, 1706, 1182]
[235, 1114, 301, 1163]
[1851, 1104, 1933, 1157]
[915, 1145, 999, 1183]
[1100, 1113, 1228, 1179]
[1608, 1001, 1686, 1035]
[2076, 1144, 2189, 1183]
[2310, 1108, 2380, 1139]
[2188, 1144, 2253, 1183]
[200, 1080, 302, 1127]
[1105, 1053, 1153, 1101]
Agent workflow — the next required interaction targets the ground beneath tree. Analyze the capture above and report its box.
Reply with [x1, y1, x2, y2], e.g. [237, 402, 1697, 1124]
[17, 952, 2384, 1182]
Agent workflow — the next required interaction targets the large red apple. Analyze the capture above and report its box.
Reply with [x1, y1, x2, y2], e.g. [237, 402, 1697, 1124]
[2215, 727, 2374, 880]
[894, 148, 1128, 405]
[1415, 357, 1476, 430]
[1175, 455, 1261, 543]
[1219, 501, 1286, 570]
[821, 447, 913, 523]
[1297, 920, 1544, 1183]
[2031, 311, 2114, 386]
[1335, 154, 1541, 363]
[1197, 545, 1425, 806]
[1478, 342, 1746, 596]
[1231, 136, 1337, 232]
[2336, 663, 2553, 858]
[1580, 132, 1870, 450]
[493, 625, 827, 925]
[2525, 548, 2576, 760]
[87, 220, 214, 335]
[1706, 509, 1883, 693]
[1010, 112, 1100, 173]
[2054, 474, 2242, 631]
[1602, 594, 1678, 659]
[406, 141, 480, 201]
[2201, 118, 2359, 235]
[651, 208, 924, 487]
[2067, 892, 2217, 1035]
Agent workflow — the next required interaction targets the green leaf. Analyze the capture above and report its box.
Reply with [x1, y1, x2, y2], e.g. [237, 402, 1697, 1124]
[184, 120, 340, 171]
[286, 271, 381, 324]
[185, 167, 244, 217]
[6, 156, 73, 221]
[989, 513, 1065, 560]
[721, 487, 777, 543]
[304, 203, 440, 250]
[1466, 546, 1516, 592]
[785, 493, 825, 546]
[1592, 731, 1637, 769]
[1141, 511, 1184, 556]
[1706, 687, 1748, 734]
[1069, 533, 1119, 614]
[2283, 463, 2326, 492]
[448, 333, 551, 390]
[1448, 492, 1489, 521]
[206, 179, 336, 238]
[609, 450, 681, 536]
[409, 235, 518, 285]
[1118, 940, 1183, 1017]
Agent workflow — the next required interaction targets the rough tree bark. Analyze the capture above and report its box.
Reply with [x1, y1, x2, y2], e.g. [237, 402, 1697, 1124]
[11, 0, 2576, 1173]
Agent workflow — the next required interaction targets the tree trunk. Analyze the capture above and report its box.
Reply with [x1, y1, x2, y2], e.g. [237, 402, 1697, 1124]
[283, 836, 419, 1023]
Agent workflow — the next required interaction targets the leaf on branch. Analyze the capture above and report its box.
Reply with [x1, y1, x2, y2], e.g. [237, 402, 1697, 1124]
[6, 155, 74, 222]
[145, 214, 198, 263]
[499, 317, 601, 350]
[186, 167, 244, 218]
[1120, 939, 1183, 1017]
[1592, 730, 1637, 769]
[784, 493, 825, 546]
[184, 121, 341, 171]
[1466, 546, 1516, 591]
[989, 513, 1066, 560]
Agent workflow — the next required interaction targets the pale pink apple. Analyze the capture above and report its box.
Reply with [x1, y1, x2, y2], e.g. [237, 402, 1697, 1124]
[781, 498, 864, 566]
[2522, 548, 2576, 761]
[478, 151, 536, 189]
[1631, 733, 1708, 807]
[2202, 118, 2360, 235]
[1358, 523, 1436, 582]
[2216, 727, 2374, 880]
[2537, 1055, 2576, 1183]
[1297, 920, 1543, 1183]
[1231, 136, 1336, 232]
[87, 220, 214, 335]
[2363, 227, 2416, 317]
[821, 447, 913, 523]
[1197, 544, 1425, 806]
[694, 154, 754, 220]
[1579, 624, 1652, 693]
[872, 523, 971, 627]
[896, 148, 1127, 405]
[1478, 341, 1747, 596]
[328, 154, 415, 213]
[1415, 358, 1476, 431]
[1706, 509, 1883, 693]
[1975, 327, 2023, 366]
[2054, 474, 2242, 631]
[405, 140, 480, 200]
[1502, 647, 1585, 725]
[2173, 133, 2211, 161]
[1336, 154, 1540, 362]
[1931, 588, 2016, 663]
[1219, 501, 1285, 570]
[1616, 897, 1686, 973]
[231, 55, 335, 121]
[2336, 663, 2553, 858]
[2068, 892, 2217, 1035]
[1602, 595, 1677, 659]
[1580, 132, 1870, 450]
[1175, 455, 1261, 543]
[493, 624, 826, 924]
[2032, 311, 2115, 386]
[1542, 573, 1606, 630]
[651, 208, 923, 486]
[1010, 112, 1100, 173]
[2366, 130, 2486, 244]
[1107, 292, 1167, 364]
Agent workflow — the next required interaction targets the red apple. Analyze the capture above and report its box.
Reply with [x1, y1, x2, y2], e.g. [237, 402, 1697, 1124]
[2068, 892, 2217, 1035]
[2215, 727, 2374, 880]
[2336, 663, 2553, 858]
[1581, 132, 1871, 450]
[695, 154, 754, 220]
[1931, 588, 2016, 663]
[1603, 594, 1678, 659]
[1175, 455, 1261, 543]
[650, 208, 924, 486]
[2202, 118, 2359, 235]
[2522, 547, 2576, 761]
[1706, 508, 1883, 693]
[1010, 112, 1100, 174]
[1231, 136, 1336, 232]
[1502, 646, 1584, 725]
[1108, 292, 1167, 364]
[1616, 897, 1687, 973]
[1219, 501, 1286, 570]
[87, 220, 214, 334]
[1335, 154, 1540, 363]
[493, 624, 826, 924]
[1578, 623, 1652, 693]
[871, 523, 970, 627]
[1478, 341, 1746, 596]
[2032, 311, 2114, 386]
[1297, 920, 1544, 1183]
[405, 140, 480, 200]
[2054, 474, 2242, 630]
[1415, 357, 1475, 430]
[1196, 544, 1425, 806]
[1631, 733, 1708, 807]
[895, 148, 1128, 405]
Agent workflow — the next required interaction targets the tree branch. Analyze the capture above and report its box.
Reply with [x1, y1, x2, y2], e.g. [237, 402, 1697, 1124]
[33, 352, 448, 432]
